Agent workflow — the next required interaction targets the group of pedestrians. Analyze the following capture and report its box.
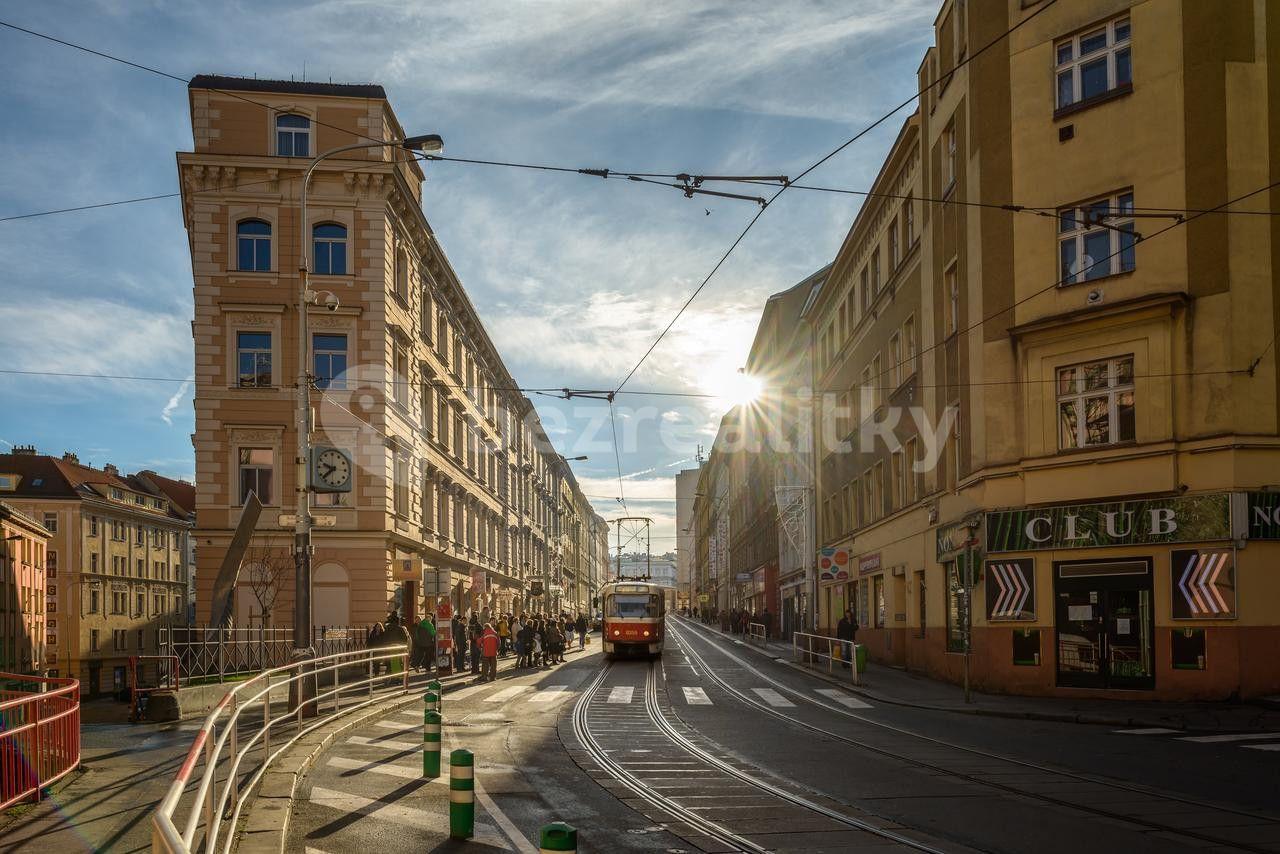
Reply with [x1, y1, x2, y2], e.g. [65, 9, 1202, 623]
[722, 607, 773, 639]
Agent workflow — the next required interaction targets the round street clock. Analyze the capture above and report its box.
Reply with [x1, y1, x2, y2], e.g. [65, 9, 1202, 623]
[311, 447, 353, 493]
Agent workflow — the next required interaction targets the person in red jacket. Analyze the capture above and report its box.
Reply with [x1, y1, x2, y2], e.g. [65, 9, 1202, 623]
[480, 623, 500, 682]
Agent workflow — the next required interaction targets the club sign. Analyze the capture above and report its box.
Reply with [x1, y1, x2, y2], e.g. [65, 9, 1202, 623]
[986, 494, 1231, 553]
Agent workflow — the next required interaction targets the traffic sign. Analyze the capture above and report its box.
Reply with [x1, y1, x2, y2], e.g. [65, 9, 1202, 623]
[278, 513, 336, 528]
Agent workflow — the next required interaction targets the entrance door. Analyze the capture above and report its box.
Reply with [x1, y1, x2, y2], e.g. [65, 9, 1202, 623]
[1054, 559, 1154, 690]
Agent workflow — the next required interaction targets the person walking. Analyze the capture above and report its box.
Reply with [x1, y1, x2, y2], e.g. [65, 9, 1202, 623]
[836, 608, 858, 669]
[518, 618, 535, 668]
[575, 613, 588, 650]
[480, 623, 500, 682]
[469, 614, 482, 675]
[412, 614, 436, 672]
[452, 616, 467, 672]
[762, 608, 773, 640]
[367, 622, 385, 675]
[497, 614, 510, 656]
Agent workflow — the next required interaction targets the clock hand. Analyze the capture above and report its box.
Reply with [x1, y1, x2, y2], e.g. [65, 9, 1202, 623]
[321, 463, 336, 477]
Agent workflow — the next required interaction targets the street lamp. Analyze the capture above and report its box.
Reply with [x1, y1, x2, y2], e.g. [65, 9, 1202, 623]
[567, 456, 588, 461]
[292, 132, 444, 692]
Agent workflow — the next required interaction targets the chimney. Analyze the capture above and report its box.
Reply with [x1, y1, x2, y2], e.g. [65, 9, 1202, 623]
[12, 445, 37, 456]
[62, 451, 79, 464]
[104, 464, 120, 477]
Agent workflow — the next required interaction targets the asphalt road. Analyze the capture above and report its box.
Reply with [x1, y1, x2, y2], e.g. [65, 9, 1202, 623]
[285, 621, 1280, 853]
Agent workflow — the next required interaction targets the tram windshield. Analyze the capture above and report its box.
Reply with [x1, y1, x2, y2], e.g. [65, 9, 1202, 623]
[607, 593, 661, 618]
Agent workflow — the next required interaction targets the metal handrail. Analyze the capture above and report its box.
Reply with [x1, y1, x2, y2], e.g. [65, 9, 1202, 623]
[746, 622, 768, 647]
[0, 672, 81, 810]
[791, 631, 861, 686]
[151, 644, 410, 854]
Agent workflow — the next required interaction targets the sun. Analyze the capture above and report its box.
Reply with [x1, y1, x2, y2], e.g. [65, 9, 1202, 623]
[717, 369, 764, 408]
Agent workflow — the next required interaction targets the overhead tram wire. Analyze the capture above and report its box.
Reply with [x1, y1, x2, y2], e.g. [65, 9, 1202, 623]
[609, 0, 1063, 396]
[608, 400, 628, 513]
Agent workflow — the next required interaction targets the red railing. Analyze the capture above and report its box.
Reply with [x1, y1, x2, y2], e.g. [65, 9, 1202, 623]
[0, 672, 81, 810]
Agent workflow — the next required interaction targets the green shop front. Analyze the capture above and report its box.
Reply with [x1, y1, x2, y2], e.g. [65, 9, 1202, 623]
[984, 493, 1240, 696]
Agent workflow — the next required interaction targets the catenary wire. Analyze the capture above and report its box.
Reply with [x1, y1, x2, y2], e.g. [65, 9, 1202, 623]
[610, 0, 1062, 395]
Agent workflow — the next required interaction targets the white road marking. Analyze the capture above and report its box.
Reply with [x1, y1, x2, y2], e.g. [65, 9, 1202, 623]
[528, 685, 569, 703]
[608, 686, 635, 704]
[1243, 743, 1280, 752]
[751, 688, 795, 707]
[1113, 728, 1181, 735]
[373, 720, 419, 732]
[442, 715, 539, 854]
[484, 685, 531, 703]
[328, 755, 423, 780]
[347, 734, 420, 751]
[1179, 732, 1280, 743]
[815, 688, 873, 709]
[682, 687, 712, 705]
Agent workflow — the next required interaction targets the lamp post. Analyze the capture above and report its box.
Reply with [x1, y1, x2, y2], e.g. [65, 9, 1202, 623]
[292, 133, 443, 698]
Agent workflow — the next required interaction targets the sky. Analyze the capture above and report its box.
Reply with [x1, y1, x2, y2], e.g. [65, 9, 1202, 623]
[0, 0, 938, 547]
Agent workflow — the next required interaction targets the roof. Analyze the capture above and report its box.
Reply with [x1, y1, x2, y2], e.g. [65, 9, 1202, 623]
[0, 453, 191, 522]
[189, 75, 387, 100]
[139, 471, 196, 516]
[0, 501, 50, 537]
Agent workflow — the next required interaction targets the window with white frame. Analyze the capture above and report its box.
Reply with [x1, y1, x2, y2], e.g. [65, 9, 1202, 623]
[888, 332, 902, 388]
[312, 224, 347, 275]
[903, 195, 915, 246]
[888, 217, 900, 270]
[275, 113, 311, 157]
[1057, 356, 1135, 450]
[943, 122, 957, 189]
[313, 333, 347, 390]
[1058, 191, 1136, 285]
[1055, 17, 1131, 110]
[236, 220, 272, 272]
[394, 246, 410, 302]
[871, 247, 881, 293]
[236, 331, 272, 388]
[238, 448, 274, 505]
[393, 453, 410, 518]
[945, 264, 959, 335]
[391, 339, 408, 404]
[902, 315, 917, 377]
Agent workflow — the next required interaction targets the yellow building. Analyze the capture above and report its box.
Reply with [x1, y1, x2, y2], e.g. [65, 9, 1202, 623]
[0, 449, 192, 695]
[804, 0, 1279, 700]
[177, 76, 583, 631]
[0, 500, 50, 676]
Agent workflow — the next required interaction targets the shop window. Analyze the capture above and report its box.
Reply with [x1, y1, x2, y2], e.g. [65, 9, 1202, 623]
[1012, 628, 1041, 666]
[1171, 627, 1206, 671]
[1057, 355, 1135, 449]
[873, 575, 885, 628]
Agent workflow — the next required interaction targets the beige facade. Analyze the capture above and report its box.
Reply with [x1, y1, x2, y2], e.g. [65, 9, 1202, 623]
[0, 449, 192, 695]
[178, 76, 592, 631]
[0, 501, 50, 675]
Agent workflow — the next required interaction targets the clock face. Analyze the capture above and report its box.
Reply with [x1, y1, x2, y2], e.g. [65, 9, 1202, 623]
[316, 449, 351, 487]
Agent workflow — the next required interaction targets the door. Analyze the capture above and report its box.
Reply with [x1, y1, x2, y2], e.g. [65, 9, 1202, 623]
[88, 666, 100, 697]
[1054, 559, 1154, 690]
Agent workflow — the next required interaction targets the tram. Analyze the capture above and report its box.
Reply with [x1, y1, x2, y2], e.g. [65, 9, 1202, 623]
[600, 579, 666, 658]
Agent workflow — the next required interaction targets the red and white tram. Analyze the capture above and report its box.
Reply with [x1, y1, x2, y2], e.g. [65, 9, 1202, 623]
[600, 580, 666, 658]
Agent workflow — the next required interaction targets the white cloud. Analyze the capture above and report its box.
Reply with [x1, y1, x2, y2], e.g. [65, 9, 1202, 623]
[161, 378, 192, 425]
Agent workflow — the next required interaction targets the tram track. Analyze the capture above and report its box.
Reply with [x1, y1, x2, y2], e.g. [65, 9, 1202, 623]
[572, 658, 958, 853]
[669, 617, 1280, 854]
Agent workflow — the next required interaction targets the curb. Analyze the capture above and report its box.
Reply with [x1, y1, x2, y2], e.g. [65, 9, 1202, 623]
[678, 619, 1260, 735]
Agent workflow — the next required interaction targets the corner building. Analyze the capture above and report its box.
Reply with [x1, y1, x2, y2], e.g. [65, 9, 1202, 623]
[178, 77, 585, 629]
[812, 0, 1280, 700]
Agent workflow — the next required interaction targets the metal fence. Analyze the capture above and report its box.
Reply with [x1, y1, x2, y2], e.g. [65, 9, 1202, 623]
[159, 626, 368, 682]
[791, 631, 862, 686]
[151, 645, 409, 854]
[746, 622, 769, 647]
[0, 672, 81, 810]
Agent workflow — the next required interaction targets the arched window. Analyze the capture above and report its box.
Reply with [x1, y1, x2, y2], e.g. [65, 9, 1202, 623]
[313, 223, 347, 275]
[236, 219, 271, 272]
[275, 113, 311, 157]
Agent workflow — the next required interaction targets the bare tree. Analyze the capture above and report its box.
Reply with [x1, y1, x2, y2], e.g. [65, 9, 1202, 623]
[240, 537, 292, 627]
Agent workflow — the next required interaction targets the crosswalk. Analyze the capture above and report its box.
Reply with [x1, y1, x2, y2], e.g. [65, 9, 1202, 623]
[1113, 727, 1280, 754]
[455, 681, 876, 709]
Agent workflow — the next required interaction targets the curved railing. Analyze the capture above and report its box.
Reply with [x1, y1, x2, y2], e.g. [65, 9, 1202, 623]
[0, 672, 81, 810]
[151, 645, 409, 854]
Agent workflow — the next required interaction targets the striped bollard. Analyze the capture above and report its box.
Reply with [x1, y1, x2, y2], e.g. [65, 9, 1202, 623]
[423, 711, 442, 778]
[539, 821, 577, 853]
[424, 691, 440, 721]
[449, 748, 474, 839]
[426, 680, 442, 710]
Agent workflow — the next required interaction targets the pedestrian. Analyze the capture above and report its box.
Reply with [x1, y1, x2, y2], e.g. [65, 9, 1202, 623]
[367, 622, 385, 674]
[532, 621, 544, 667]
[547, 620, 565, 664]
[469, 614, 482, 675]
[518, 618, 535, 668]
[412, 614, 435, 671]
[452, 616, 467, 672]
[836, 608, 858, 669]
[575, 613, 588, 650]
[498, 614, 510, 656]
[762, 608, 773, 640]
[480, 622, 500, 682]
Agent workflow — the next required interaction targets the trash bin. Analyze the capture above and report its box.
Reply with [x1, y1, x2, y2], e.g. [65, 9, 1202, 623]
[854, 643, 868, 674]
[388, 654, 404, 675]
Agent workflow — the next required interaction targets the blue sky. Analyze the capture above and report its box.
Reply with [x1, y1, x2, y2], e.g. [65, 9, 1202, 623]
[0, 0, 937, 544]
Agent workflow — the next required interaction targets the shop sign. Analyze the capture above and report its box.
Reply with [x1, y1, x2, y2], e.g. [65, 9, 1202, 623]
[818, 547, 850, 582]
[984, 558, 1035, 621]
[1247, 492, 1280, 539]
[936, 516, 981, 560]
[1170, 548, 1237, 620]
[734, 572, 752, 582]
[986, 494, 1231, 553]
[858, 553, 881, 577]
[698, 594, 710, 603]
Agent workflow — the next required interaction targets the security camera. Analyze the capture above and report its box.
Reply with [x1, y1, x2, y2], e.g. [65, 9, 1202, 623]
[1086, 289, 1103, 305]
[323, 292, 340, 312]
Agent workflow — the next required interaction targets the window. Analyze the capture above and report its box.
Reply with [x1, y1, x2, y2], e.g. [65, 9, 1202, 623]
[873, 462, 884, 519]
[89, 516, 98, 536]
[111, 590, 126, 615]
[1058, 192, 1136, 284]
[873, 575, 885, 629]
[872, 353, 883, 408]
[892, 450, 905, 509]
[437, 397, 449, 448]
[90, 629, 100, 651]
[113, 629, 127, 651]
[313, 334, 347, 390]
[903, 195, 915, 246]
[904, 437, 920, 504]
[943, 122, 957, 189]
[860, 267, 869, 313]
[888, 218, 900, 269]
[945, 264, 959, 335]
[420, 288, 434, 343]
[421, 381, 434, 435]
[236, 220, 271, 272]
[275, 113, 311, 157]
[888, 332, 902, 388]
[394, 246, 410, 303]
[136, 558, 145, 578]
[135, 527, 145, 546]
[135, 592, 144, 615]
[90, 553, 100, 573]
[902, 315, 917, 378]
[239, 448, 274, 505]
[237, 332, 272, 388]
[42, 512, 57, 533]
[313, 224, 347, 275]
[138, 629, 145, 649]
[1055, 17, 1131, 110]
[391, 340, 408, 404]
[153, 593, 164, 615]
[393, 453, 409, 518]
[1057, 356, 1135, 450]
[871, 247, 881, 293]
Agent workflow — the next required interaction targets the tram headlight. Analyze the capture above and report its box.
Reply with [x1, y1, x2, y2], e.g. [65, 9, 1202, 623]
[613, 629, 621, 637]
[643, 630, 651, 637]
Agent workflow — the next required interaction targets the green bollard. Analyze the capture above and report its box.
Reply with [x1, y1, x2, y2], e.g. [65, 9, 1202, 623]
[423, 711, 442, 778]
[449, 748, 474, 839]
[539, 821, 577, 853]
[426, 680, 442, 711]
[423, 690, 440, 717]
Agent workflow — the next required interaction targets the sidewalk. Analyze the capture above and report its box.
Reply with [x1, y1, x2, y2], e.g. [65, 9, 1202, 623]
[685, 619, 1280, 733]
